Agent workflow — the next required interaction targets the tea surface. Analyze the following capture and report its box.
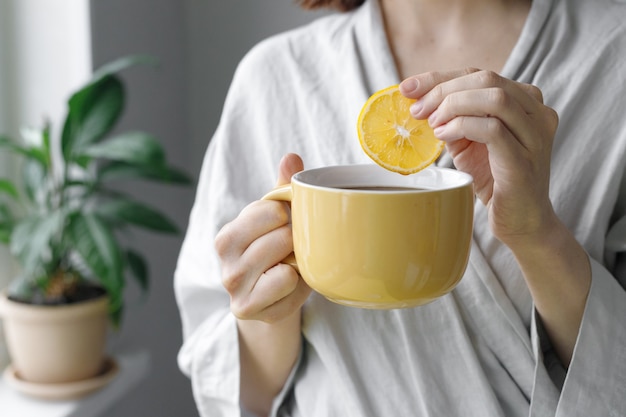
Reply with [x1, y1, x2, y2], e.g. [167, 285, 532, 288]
[337, 186, 426, 191]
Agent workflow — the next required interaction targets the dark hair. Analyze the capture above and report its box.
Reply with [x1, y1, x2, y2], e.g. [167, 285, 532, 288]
[298, 0, 366, 12]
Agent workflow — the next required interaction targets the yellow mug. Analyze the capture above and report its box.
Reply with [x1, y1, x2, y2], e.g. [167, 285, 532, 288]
[262, 164, 474, 309]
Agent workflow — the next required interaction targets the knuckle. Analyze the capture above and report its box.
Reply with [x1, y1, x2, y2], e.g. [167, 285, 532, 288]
[430, 82, 446, 102]
[221, 263, 247, 294]
[487, 87, 510, 108]
[214, 224, 233, 257]
[485, 117, 507, 136]
[423, 71, 441, 87]
[546, 106, 559, 132]
[463, 67, 481, 77]
[476, 69, 502, 87]
[271, 201, 291, 224]
[237, 199, 262, 218]
[453, 116, 469, 133]
[260, 200, 290, 227]
[282, 228, 294, 250]
[526, 84, 544, 103]
[440, 93, 455, 110]
[278, 263, 299, 287]
[230, 298, 254, 320]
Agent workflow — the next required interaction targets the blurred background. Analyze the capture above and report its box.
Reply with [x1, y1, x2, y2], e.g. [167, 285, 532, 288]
[0, 0, 329, 416]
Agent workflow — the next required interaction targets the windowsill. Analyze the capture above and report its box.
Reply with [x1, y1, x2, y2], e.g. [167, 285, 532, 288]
[0, 349, 150, 417]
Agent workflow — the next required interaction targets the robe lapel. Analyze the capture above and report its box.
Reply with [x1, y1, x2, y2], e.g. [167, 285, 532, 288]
[454, 240, 536, 397]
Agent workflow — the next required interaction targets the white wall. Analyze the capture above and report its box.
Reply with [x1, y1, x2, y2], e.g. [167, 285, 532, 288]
[0, 0, 92, 374]
[89, 1, 328, 416]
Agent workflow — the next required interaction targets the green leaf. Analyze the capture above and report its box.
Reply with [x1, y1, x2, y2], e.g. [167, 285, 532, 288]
[61, 75, 125, 159]
[109, 303, 124, 329]
[79, 132, 166, 166]
[42, 122, 51, 154]
[67, 214, 124, 328]
[0, 135, 17, 151]
[0, 205, 14, 242]
[0, 204, 13, 222]
[61, 54, 159, 161]
[95, 198, 179, 233]
[22, 146, 48, 168]
[6, 276, 39, 301]
[0, 179, 19, 199]
[90, 55, 158, 86]
[66, 213, 125, 317]
[98, 162, 193, 184]
[64, 178, 94, 189]
[22, 159, 47, 205]
[126, 249, 149, 292]
[0, 135, 49, 168]
[0, 225, 11, 244]
[10, 212, 64, 273]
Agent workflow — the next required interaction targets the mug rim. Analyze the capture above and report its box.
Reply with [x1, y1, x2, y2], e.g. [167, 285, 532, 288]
[291, 164, 473, 193]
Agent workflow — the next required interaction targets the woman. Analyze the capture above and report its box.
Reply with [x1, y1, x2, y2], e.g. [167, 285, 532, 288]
[175, 0, 626, 416]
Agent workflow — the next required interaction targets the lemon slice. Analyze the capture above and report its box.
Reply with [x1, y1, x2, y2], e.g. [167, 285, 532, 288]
[357, 85, 444, 175]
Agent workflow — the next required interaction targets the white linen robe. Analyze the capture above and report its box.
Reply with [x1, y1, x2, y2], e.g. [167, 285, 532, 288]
[175, 0, 626, 415]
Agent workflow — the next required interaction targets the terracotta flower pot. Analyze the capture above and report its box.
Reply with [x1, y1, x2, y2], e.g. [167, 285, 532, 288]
[0, 291, 109, 384]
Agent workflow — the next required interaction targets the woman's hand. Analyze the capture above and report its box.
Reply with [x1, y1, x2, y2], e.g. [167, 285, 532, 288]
[401, 69, 590, 366]
[215, 153, 311, 323]
[400, 68, 560, 249]
[215, 153, 311, 415]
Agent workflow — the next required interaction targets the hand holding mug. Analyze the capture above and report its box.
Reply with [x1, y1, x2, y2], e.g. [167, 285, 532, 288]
[400, 68, 559, 248]
[263, 163, 474, 309]
[215, 154, 311, 323]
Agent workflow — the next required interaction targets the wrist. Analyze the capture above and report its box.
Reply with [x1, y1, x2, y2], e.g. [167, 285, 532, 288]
[502, 214, 591, 366]
[499, 209, 564, 258]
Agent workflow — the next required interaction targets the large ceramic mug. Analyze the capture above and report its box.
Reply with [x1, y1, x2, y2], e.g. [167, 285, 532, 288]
[262, 164, 474, 309]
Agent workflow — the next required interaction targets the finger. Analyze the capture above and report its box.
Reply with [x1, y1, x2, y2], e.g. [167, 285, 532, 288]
[230, 263, 299, 319]
[427, 88, 536, 150]
[215, 199, 290, 260]
[276, 153, 304, 187]
[399, 67, 481, 99]
[518, 82, 544, 103]
[256, 277, 311, 323]
[231, 264, 311, 322]
[216, 153, 303, 261]
[434, 116, 526, 164]
[240, 222, 294, 281]
[221, 152, 303, 255]
[221, 222, 293, 297]
[433, 115, 519, 152]
[406, 70, 543, 120]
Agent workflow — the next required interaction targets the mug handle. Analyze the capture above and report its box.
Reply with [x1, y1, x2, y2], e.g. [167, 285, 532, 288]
[261, 184, 299, 273]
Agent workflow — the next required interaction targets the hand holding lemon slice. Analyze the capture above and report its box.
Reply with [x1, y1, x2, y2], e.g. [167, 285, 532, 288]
[357, 85, 444, 175]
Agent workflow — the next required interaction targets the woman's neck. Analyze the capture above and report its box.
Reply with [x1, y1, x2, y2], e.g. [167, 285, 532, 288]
[380, 0, 532, 78]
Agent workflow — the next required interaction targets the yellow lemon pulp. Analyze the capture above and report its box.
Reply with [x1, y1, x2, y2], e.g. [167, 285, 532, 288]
[357, 85, 444, 175]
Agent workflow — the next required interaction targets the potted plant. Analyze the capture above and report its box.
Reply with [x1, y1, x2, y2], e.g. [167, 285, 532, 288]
[0, 56, 190, 393]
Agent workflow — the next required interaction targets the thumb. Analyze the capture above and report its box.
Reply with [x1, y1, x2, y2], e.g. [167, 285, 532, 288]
[276, 153, 304, 186]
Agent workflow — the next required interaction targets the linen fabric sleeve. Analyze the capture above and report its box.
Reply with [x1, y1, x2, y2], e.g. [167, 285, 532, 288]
[549, 174, 626, 415]
[528, 256, 626, 416]
[174, 39, 306, 417]
[529, 193, 626, 417]
[173, 122, 246, 416]
[552, 258, 626, 416]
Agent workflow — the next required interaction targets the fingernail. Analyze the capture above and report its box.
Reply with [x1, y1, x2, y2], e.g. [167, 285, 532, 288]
[410, 100, 423, 117]
[401, 78, 419, 93]
[433, 125, 446, 137]
[428, 110, 439, 126]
